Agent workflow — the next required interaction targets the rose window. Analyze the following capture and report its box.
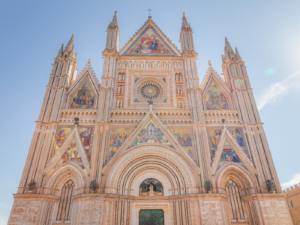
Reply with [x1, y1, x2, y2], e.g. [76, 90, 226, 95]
[137, 81, 164, 101]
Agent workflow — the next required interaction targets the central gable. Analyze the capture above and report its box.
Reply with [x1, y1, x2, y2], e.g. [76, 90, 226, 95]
[119, 19, 181, 57]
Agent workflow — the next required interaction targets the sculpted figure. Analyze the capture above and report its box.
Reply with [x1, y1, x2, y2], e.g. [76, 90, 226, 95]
[90, 180, 97, 193]
[28, 179, 36, 191]
[266, 179, 276, 193]
[205, 180, 212, 193]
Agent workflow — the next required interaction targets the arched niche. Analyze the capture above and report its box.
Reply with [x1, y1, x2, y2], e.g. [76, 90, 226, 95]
[139, 178, 163, 196]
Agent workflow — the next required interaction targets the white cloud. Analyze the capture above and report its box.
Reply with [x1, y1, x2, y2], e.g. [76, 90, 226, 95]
[257, 70, 300, 111]
[281, 173, 300, 189]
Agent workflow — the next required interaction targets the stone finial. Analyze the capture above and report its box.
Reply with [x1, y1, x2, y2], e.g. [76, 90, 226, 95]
[208, 60, 212, 67]
[87, 58, 91, 65]
[74, 117, 79, 127]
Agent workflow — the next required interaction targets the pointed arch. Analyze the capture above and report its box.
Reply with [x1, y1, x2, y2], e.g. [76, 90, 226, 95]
[44, 163, 87, 195]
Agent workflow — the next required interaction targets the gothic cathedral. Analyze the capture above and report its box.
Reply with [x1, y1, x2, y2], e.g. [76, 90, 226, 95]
[8, 12, 293, 225]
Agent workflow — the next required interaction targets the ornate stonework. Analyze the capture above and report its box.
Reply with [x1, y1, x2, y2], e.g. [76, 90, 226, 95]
[8, 12, 293, 225]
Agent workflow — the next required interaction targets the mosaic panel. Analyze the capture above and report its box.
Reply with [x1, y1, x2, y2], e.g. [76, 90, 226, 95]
[69, 79, 95, 109]
[205, 81, 229, 110]
[125, 26, 175, 56]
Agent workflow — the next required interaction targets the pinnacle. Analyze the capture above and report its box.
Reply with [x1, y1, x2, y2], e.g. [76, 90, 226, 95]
[57, 44, 64, 57]
[224, 37, 234, 57]
[65, 34, 74, 52]
[87, 58, 91, 66]
[109, 11, 118, 28]
[181, 12, 191, 30]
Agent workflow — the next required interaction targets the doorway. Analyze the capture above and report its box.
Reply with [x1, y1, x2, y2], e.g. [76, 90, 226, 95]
[139, 209, 164, 225]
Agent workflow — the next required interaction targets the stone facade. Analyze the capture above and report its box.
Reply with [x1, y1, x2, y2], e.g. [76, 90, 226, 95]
[284, 184, 300, 224]
[8, 12, 293, 224]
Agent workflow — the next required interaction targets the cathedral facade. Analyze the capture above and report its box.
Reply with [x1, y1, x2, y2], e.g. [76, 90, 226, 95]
[8, 12, 293, 225]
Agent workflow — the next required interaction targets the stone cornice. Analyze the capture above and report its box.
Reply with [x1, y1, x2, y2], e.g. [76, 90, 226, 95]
[13, 193, 59, 201]
[102, 49, 118, 57]
[181, 50, 198, 58]
[241, 193, 286, 201]
[116, 55, 183, 60]
[73, 193, 228, 201]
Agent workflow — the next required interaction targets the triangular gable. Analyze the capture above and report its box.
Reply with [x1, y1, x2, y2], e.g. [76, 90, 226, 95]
[200, 66, 230, 94]
[68, 78, 97, 109]
[130, 120, 174, 148]
[50, 125, 94, 163]
[217, 140, 247, 171]
[201, 67, 231, 110]
[102, 111, 200, 173]
[119, 19, 181, 57]
[211, 128, 255, 175]
[68, 63, 99, 97]
[45, 127, 91, 175]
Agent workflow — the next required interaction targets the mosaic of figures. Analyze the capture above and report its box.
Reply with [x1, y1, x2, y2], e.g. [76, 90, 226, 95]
[55, 138, 85, 169]
[117, 60, 182, 70]
[70, 80, 95, 109]
[217, 140, 247, 171]
[50, 126, 94, 163]
[207, 127, 250, 159]
[205, 81, 229, 110]
[131, 121, 173, 148]
[169, 127, 197, 164]
[104, 127, 134, 166]
[125, 27, 174, 56]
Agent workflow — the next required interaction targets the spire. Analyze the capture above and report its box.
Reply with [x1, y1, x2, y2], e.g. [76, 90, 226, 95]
[224, 37, 234, 57]
[57, 44, 63, 57]
[181, 12, 191, 30]
[235, 47, 241, 58]
[65, 34, 74, 52]
[109, 11, 118, 29]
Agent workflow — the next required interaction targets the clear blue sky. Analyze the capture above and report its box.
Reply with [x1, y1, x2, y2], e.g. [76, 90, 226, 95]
[1, 0, 300, 223]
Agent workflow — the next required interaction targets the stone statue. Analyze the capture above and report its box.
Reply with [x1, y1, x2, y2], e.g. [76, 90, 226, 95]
[74, 117, 80, 126]
[28, 179, 36, 191]
[90, 180, 97, 193]
[205, 180, 212, 193]
[266, 179, 276, 193]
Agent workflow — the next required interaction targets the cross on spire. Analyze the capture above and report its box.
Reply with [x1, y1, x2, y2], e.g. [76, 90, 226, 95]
[147, 8, 153, 16]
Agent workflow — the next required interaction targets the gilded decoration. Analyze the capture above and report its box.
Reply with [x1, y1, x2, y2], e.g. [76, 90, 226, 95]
[207, 126, 250, 160]
[205, 81, 229, 110]
[69, 79, 96, 109]
[50, 126, 94, 163]
[169, 127, 198, 165]
[131, 120, 173, 148]
[124, 26, 176, 56]
[104, 127, 134, 166]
